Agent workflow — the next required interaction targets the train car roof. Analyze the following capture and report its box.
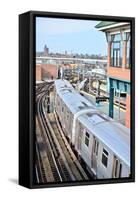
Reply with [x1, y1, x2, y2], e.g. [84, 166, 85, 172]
[78, 113, 130, 167]
[55, 79, 95, 113]
[55, 79, 130, 166]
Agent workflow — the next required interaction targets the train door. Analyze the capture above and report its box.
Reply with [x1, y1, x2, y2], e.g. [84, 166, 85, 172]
[112, 156, 122, 178]
[77, 124, 82, 153]
[92, 136, 99, 174]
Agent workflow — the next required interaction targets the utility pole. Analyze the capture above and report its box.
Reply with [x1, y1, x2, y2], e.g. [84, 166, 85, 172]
[78, 66, 80, 84]
[47, 92, 50, 113]
[96, 78, 99, 97]
[83, 65, 85, 81]
[89, 74, 91, 93]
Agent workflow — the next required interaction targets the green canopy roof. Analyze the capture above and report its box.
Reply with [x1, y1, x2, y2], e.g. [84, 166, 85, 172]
[95, 21, 117, 29]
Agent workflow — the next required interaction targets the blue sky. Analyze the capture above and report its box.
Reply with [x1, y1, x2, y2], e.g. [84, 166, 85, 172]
[36, 17, 107, 56]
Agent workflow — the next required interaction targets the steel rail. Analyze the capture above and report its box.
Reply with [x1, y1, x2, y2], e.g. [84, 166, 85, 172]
[37, 90, 63, 182]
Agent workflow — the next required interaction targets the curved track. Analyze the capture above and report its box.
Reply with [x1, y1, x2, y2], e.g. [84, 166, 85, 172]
[35, 82, 88, 183]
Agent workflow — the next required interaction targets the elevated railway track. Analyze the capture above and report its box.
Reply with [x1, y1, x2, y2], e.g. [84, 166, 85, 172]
[35, 82, 89, 183]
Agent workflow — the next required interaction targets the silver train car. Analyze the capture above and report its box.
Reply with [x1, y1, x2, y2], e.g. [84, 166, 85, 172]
[54, 79, 130, 179]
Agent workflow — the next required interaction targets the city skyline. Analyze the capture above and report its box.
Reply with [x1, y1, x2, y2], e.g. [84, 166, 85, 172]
[36, 17, 107, 56]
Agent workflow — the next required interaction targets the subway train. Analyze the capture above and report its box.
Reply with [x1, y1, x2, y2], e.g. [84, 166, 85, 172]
[54, 79, 130, 179]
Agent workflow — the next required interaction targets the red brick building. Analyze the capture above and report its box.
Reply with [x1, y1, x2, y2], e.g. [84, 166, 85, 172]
[41, 64, 58, 80]
[37, 64, 58, 80]
[36, 64, 42, 81]
[95, 22, 131, 128]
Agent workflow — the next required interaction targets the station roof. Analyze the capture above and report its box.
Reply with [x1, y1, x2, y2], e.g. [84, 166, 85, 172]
[95, 21, 117, 29]
[95, 21, 130, 31]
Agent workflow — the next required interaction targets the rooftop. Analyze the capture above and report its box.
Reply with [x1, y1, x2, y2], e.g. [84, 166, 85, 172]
[95, 21, 130, 31]
[95, 21, 117, 29]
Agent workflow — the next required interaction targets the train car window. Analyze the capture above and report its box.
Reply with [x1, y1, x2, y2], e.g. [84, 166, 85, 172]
[112, 156, 122, 178]
[93, 137, 99, 156]
[102, 148, 109, 167]
[85, 132, 90, 147]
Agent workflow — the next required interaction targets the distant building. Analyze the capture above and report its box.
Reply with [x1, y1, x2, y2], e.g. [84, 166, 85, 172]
[65, 50, 67, 55]
[44, 44, 49, 56]
[95, 21, 131, 128]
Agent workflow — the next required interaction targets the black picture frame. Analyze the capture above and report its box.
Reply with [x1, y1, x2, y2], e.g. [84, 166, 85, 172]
[19, 10, 135, 189]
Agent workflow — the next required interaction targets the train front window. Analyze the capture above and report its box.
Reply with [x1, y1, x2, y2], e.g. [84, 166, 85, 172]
[85, 132, 90, 147]
[102, 148, 109, 167]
